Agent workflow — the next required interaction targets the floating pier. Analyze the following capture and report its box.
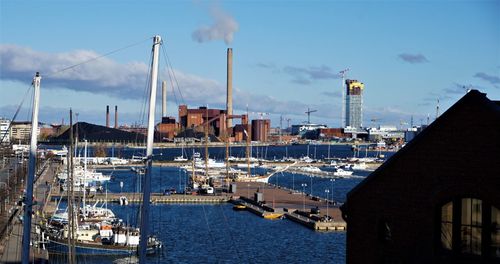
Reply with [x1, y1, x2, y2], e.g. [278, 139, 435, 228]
[50, 192, 229, 204]
[229, 182, 347, 231]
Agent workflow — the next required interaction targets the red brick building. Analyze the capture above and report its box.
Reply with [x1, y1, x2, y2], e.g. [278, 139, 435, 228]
[156, 117, 178, 141]
[178, 105, 227, 137]
[317, 128, 351, 139]
[341, 90, 500, 263]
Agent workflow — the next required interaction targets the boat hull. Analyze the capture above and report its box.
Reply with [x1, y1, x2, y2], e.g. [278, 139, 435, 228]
[46, 239, 158, 256]
[263, 213, 284, 219]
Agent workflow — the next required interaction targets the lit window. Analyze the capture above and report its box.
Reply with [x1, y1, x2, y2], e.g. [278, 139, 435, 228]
[439, 198, 499, 260]
[461, 198, 482, 255]
[492, 206, 500, 258]
[441, 201, 453, 250]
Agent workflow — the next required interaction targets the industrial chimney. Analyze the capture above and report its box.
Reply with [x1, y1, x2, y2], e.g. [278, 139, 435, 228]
[106, 105, 110, 127]
[114, 105, 118, 129]
[162, 81, 167, 118]
[226, 48, 233, 128]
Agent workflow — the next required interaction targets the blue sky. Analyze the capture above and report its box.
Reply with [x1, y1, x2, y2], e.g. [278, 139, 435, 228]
[1, 0, 499, 128]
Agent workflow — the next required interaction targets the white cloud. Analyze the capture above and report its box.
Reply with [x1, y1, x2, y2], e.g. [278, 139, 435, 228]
[1, 44, 334, 123]
[0, 44, 227, 104]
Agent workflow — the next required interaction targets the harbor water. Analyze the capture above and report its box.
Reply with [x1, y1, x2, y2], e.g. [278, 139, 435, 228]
[49, 144, 389, 263]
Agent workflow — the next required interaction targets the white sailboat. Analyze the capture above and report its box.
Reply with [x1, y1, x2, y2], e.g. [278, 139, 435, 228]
[174, 144, 188, 162]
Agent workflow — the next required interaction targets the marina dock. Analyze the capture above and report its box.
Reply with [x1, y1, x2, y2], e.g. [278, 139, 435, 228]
[229, 182, 346, 231]
[1, 160, 350, 262]
[49, 192, 229, 205]
[46, 181, 347, 232]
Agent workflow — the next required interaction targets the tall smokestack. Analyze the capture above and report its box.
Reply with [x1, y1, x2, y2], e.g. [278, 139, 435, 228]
[106, 105, 110, 127]
[162, 81, 167, 118]
[226, 48, 233, 128]
[114, 105, 118, 129]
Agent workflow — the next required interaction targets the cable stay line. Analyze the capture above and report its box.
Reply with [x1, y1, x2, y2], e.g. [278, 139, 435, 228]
[45, 37, 152, 78]
[161, 44, 185, 106]
[1, 84, 33, 143]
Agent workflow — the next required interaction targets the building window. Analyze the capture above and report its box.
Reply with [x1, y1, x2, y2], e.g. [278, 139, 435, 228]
[439, 198, 499, 260]
[441, 201, 453, 250]
[461, 198, 482, 255]
[492, 206, 500, 258]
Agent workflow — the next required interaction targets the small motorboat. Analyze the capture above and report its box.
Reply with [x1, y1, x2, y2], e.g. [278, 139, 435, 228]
[232, 204, 246, 211]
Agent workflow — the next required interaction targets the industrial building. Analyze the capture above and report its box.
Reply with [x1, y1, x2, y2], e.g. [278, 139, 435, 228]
[9, 121, 40, 143]
[178, 105, 227, 137]
[156, 117, 178, 141]
[291, 124, 327, 136]
[233, 123, 250, 142]
[251, 119, 270, 142]
[317, 128, 351, 139]
[345, 79, 364, 128]
[341, 90, 500, 263]
[0, 118, 10, 144]
[366, 126, 405, 141]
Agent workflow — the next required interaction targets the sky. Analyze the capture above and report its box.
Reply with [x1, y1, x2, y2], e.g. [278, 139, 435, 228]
[0, 0, 499, 128]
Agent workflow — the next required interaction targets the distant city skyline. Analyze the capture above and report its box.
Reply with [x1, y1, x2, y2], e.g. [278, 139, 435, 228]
[0, 0, 498, 128]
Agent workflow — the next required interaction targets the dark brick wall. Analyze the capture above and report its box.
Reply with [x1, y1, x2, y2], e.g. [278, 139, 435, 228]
[343, 91, 500, 263]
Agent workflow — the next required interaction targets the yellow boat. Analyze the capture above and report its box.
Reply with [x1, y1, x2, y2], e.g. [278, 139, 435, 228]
[233, 204, 246, 211]
[263, 213, 284, 220]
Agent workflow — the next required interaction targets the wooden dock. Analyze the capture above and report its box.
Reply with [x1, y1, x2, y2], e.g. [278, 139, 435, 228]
[49, 192, 229, 204]
[48, 181, 347, 232]
[230, 182, 347, 231]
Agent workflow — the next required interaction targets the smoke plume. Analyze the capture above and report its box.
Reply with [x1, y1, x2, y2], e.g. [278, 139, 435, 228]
[192, 5, 239, 45]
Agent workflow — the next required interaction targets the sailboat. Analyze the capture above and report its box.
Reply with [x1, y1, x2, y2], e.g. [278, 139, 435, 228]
[45, 111, 161, 256]
[44, 36, 164, 258]
[173, 143, 188, 162]
[233, 126, 291, 183]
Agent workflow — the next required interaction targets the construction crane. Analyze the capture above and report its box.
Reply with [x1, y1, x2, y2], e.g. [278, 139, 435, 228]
[339, 68, 350, 128]
[305, 108, 317, 124]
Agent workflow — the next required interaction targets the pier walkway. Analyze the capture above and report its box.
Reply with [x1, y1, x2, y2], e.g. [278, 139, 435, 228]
[229, 182, 346, 231]
[0, 159, 55, 263]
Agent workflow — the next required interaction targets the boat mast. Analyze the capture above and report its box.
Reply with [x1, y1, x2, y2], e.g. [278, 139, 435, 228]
[67, 109, 76, 264]
[246, 118, 251, 177]
[139, 35, 161, 263]
[205, 106, 209, 183]
[191, 149, 195, 188]
[83, 139, 87, 218]
[21, 72, 41, 264]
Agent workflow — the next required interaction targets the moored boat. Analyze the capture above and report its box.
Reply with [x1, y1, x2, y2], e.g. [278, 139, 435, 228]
[232, 204, 246, 211]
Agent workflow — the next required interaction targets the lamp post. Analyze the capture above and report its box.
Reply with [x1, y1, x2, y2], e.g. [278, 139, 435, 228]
[330, 178, 335, 203]
[301, 183, 307, 211]
[310, 176, 313, 196]
[247, 183, 250, 198]
[325, 189, 330, 219]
